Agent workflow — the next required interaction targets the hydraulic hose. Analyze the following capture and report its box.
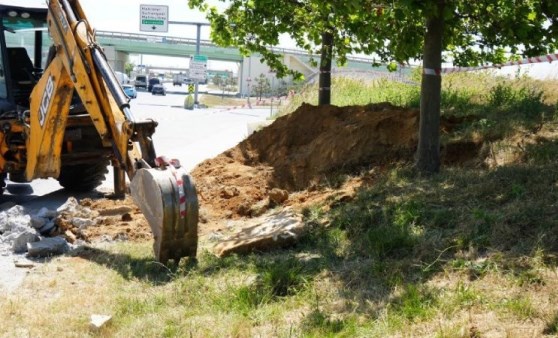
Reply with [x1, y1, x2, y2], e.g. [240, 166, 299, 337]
[91, 47, 134, 121]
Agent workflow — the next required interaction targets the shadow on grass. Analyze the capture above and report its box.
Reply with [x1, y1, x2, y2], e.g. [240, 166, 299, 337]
[327, 158, 558, 292]
[206, 145, 558, 334]
[71, 246, 197, 285]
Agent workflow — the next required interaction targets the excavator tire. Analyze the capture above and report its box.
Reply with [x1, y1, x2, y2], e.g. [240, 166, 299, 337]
[58, 160, 109, 192]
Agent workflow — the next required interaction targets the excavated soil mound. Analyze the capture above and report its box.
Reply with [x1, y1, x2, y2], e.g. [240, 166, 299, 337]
[193, 103, 420, 219]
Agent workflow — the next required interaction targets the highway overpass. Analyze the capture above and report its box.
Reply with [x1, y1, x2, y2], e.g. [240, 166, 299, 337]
[96, 30, 409, 96]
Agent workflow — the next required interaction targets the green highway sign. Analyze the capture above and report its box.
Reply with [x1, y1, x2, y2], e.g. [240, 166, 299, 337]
[193, 55, 208, 62]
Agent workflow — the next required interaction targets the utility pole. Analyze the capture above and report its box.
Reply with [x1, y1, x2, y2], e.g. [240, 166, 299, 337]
[246, 56, 252, 108]
[168, 21, 209, 108]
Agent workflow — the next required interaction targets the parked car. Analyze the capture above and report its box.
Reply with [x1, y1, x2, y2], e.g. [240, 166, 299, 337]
[151, 84, 166, 96]
[122, 84, 137, 99]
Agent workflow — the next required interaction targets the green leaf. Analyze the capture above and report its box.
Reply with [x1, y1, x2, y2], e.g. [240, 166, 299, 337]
[527, 11, 536, 21]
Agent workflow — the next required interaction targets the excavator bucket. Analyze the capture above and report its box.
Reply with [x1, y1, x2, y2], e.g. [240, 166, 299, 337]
[130, 166, 198, 264]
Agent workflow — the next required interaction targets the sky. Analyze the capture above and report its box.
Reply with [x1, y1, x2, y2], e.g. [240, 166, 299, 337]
[5, 1, 558, 79]
[12, 0, 215, 35]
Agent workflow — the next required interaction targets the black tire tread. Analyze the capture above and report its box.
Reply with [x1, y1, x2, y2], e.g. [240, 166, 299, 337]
[58, 161, 109, 192]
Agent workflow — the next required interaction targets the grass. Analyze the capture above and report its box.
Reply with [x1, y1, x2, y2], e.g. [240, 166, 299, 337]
[199, 93, 247, 108]
[2, 74, 558, 337]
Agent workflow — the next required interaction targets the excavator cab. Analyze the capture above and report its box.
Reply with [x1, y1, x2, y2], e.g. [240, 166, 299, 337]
[0, 4, 111, 190]
[0, 5, 49, 185]
[0, 2, 198, 264]
[0, 5, 48, 109]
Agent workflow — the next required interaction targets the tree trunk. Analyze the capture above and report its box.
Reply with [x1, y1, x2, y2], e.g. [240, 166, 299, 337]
[319, 30, 333, 106]
[416, 2, 445, 174]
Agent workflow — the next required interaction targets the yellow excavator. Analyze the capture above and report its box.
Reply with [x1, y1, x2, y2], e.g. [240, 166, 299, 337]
[0, 1, 198, 263]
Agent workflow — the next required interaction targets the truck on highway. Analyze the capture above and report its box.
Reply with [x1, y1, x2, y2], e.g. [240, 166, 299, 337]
[172, 73, 188, 86]
[148, 77, 161, 92]
[135, 75, 147, 90]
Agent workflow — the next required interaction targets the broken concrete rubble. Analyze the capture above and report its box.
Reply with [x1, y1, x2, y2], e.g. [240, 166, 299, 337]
[12, 231, 39, 253]
[90, 314, 112, 330]
[1, 196, 144, 260]
[0, 205, 31, 233]
[0, 199, 80, 258]
[1, 206, 36, 256]
[57, 197, 98, 219]
[37, 207, 58, 219]
[27, 237, 70, 257]
[13, 258, 36, 268]
[71, 217, 97, 229]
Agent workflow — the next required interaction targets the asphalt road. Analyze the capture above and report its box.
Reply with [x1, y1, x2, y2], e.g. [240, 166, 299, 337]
[0, 84, 271, 212]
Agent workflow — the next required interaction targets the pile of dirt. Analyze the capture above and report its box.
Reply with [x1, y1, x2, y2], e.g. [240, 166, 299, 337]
[192, 103, 420, 220]
[76, 103, 478, 239]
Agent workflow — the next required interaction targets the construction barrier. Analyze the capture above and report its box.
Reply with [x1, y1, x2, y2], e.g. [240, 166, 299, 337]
[424, 52, 558, 76]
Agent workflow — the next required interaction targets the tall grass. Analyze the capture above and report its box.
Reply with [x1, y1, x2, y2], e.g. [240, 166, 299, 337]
[280, 72, 556, 123]
[279, 77, 421, 116]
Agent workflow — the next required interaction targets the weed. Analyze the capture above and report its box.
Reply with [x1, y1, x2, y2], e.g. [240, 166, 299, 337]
[469, 208, 496, 248]
[516, 85, 545, 118]
[488, 83, 516, 108]
[510, 183, 525, 199]
[390, 284, 438, 322]
[441, 82, 475, 113]
[514, 269, 544, 287]
[196, 249, 247, 274]
[229, 257, 308, 314]
[524, 139, 558, 165]
[231, 285, 272, 313]
[544, 313, 558, 335]
[450, 257, 497, 280]
[498, 296, 537, 320]
[454, 281, 482, 308]
[259, 257, 306, 297]
[435, 323, 481, 338]
[300, 309, 353, 337]
[302, 205, 326, 224]
[330, 192, 424, 258]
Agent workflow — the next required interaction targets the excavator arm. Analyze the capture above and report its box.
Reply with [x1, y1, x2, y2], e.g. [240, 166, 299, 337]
[25, 0, 198, 263]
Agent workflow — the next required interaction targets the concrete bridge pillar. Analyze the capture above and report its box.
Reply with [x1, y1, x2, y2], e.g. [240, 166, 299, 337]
[103, 46, 128, 73]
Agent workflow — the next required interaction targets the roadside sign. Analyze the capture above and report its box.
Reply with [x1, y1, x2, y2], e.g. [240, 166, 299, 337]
[140, 5, 169, 33]
[193, 55, 208, 63]
[190, 55, 208, 81]
[188, 84, 194, 94]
